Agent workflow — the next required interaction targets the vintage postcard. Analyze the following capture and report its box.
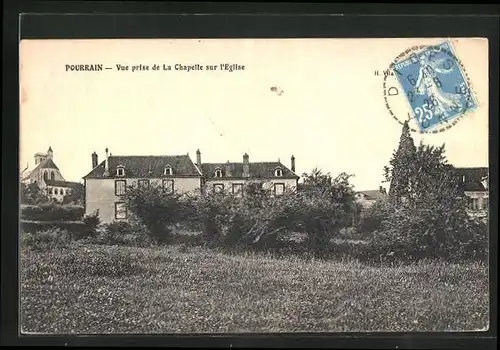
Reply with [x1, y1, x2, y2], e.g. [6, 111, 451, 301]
[19, 38, 489, 334]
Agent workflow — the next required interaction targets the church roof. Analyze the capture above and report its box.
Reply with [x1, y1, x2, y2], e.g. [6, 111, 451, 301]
[38, 158, 59, 170]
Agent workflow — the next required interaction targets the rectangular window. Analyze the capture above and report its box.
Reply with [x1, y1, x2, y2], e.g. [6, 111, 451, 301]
[48, 187, 53, 194]
[232, 183, 243, 196]
[468, 197, 480, 211]
[481, 197, 489, 210]
[213, 183, 224, 193]
[274, 183, 285, 196]
[163, 179, 174, 194]
[115, 180, 126, 196]
[115, 202, 127, 219]
[138, 179, 150, 189]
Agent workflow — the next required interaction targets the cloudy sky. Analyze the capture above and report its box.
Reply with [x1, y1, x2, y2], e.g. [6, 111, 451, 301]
[20, 38, 488, 191]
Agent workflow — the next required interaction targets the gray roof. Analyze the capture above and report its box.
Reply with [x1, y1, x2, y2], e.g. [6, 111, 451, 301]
[201, 161, 299, 180]
[83, 155, 202, 179]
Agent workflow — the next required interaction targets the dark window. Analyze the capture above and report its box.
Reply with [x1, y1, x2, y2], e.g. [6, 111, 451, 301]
[51, 171, 55, 180]
[60, 189, 64, 196]
[48, 188, 53, 194]
[116, 168, 125, 177]
[275, 168, 283, 177]
[115, 202, 127, 219]
[43, 171, 48, 181]
[163, 179, 174, 193]
[232, 183, 243, 196]
[115, 180, 127, 196]
[274, 183, 285, 196]
[138, 179, 150, 189]
[213, 183, 224, 193]
[214, 169, 223, 178]
[164, 166, 173, 176]
[54, 188, 58, 195]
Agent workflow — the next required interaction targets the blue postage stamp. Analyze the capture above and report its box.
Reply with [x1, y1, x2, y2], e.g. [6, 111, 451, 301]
[392, 41, 477, 131]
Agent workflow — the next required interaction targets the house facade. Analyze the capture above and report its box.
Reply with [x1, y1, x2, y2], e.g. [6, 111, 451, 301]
[453, 167, 489, 219]
[21, 146, 81, 202]
[197, 150, 299, 196]
[83, 148, 300, 223]
[83, 149, 203, 223]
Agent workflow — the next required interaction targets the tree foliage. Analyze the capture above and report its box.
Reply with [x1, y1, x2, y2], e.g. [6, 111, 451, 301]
[375, 123, 487, 262]
[384, 121, 417, 204]
[62, 184, 84, 205]
[123, 182, 185, 243]
[20, 182, 50, 205]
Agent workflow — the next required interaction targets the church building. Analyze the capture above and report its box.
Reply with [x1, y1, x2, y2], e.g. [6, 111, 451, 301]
[21, 147, 81, 202]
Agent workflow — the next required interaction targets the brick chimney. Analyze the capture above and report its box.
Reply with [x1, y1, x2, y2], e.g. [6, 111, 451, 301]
[92, 151, 98, 169]
[225, 161, 232, 177]
[196, 149, 202, 170]
[243, 153, 250, 177]
[103, 147, 110, 176]
[291, 155, 296, 172]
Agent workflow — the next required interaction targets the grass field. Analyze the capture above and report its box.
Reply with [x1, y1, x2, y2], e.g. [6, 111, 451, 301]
[20, 243, 489, 334]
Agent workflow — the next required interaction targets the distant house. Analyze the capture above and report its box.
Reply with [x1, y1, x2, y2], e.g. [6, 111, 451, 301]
[453, 167, 489, 218]
[83, 148, 300, 223]
[20, 146, 81, 202]
[355, 186, 388, 208]
[197, 150, 299, 196]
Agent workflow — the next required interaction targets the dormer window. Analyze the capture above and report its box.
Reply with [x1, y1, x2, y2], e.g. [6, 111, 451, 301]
[274, 168, 283, 177]
[116, 166, 125, 177]
[214, 169, 223, 178]
[164, 165, 173, 176]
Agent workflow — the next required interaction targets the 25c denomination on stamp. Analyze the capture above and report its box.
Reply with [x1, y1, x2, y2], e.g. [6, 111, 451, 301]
[391, 41, 477, 132]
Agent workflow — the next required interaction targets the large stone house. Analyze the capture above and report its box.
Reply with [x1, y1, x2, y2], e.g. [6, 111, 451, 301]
[83, 148, 299, 223]
[196, 150, 299, 197]
[20, 146, 81, 202]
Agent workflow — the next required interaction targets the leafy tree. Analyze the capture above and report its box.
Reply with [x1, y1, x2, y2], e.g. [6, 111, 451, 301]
[20, 182, 49, 205]
[299, 169, 357, 251]
[62, 183, 84, 205]
[384, 121, 417, 204]
[376, 133, 487, 262]
[123, 182, 184, 243]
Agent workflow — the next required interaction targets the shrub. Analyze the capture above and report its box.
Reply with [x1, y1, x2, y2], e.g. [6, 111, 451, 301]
[95, 220, 154, 247]
[73, 210, 101, 239]
[20, 203, 84, 222]
[371, 199, 488, 263]
[20, 220, 85, 234]
[123, 182, 183, 243]
[355, 200, 392, 236]
[20, 228, 71, 251]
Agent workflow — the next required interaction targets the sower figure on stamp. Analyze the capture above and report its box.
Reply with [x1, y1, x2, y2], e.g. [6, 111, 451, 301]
[414, 52, 463, 118]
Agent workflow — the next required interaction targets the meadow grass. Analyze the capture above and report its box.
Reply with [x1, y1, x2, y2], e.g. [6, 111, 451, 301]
[20, 243, 489, 334]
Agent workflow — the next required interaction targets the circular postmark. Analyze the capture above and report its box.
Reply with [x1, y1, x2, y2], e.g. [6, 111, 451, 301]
[383, 41, 478, 134]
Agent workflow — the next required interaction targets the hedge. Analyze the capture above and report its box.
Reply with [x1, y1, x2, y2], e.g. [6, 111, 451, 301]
[20, 220, 85, 234]
[20, 204, 84, 222]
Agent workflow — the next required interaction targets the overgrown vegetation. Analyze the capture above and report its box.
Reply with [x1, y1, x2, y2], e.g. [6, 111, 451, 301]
[21, 122, 488, 264]
[21, 203, 84, 222]
[20, 244, 489, 333]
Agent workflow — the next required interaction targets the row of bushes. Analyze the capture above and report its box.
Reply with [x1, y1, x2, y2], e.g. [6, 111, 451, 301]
[20, 203, 84, 222]
[20, 180, 489, 263]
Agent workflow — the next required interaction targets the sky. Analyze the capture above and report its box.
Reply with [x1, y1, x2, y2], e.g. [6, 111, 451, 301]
[19, 38, 489, 191]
